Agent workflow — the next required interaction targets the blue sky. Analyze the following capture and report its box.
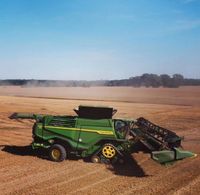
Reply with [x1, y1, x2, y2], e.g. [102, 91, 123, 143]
[0, 0, 200, 80]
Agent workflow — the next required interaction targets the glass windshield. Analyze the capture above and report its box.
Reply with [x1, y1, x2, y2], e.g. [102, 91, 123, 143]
[114, 120, 128, 139]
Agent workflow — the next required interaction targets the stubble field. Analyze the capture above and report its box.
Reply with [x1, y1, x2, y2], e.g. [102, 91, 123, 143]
[0, 86, 200, 195]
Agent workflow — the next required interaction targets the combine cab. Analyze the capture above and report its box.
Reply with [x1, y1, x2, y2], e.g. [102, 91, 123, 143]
[10, 105, 196, 164]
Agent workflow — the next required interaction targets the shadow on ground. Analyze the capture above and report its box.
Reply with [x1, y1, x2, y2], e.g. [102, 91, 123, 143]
[107, 156, 148, 177]
[0, 145, 49, 160]
[1, 144, 148, 177]
[106, 141, 151, 177]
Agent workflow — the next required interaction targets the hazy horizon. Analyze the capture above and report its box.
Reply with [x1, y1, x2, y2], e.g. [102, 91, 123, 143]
[0, 73, 199, 81]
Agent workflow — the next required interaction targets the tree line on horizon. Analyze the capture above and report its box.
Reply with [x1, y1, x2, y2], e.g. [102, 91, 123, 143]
[0, 74, 200, 88]
[106, 74, 200, 88]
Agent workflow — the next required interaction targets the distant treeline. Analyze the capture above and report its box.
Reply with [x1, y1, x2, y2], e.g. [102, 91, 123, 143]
[0, 74, 200, 88]
[106, 74, 200, 88]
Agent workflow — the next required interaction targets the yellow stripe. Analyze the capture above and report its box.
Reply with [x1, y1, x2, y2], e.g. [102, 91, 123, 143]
[44, 125, 114, 135]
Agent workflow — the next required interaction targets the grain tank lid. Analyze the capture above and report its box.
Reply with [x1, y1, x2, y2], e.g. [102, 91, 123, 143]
[74, 105, 117, 119]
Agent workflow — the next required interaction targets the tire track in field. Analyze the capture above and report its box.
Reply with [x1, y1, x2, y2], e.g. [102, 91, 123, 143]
[172, 175, 200, 195]
[0, 161, 92, 194]
[69, 175, 117, 195]
[12, 164, 107, 195]
[48, 169, 113, 195]
[0, 157, 58, 181]
[65, 156, 152, 195]
[78, 158, 156, 195]
[121, 159, 198, 195]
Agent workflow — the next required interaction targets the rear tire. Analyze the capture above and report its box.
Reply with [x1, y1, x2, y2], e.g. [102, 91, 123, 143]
[49, 144, 66, 162]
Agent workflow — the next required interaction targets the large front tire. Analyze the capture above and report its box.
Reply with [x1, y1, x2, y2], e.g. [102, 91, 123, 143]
[49, 144, 66, 162]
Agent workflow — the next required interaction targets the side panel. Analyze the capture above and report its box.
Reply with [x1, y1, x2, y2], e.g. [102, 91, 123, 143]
[76, 118, 116, 150]
[42, 116, 81, 149]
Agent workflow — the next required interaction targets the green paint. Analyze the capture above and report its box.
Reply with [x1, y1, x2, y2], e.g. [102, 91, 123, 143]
[11, 105, 196, 163]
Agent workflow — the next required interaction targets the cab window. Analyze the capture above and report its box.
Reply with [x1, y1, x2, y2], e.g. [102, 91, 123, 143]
[114, 120, 127, 139]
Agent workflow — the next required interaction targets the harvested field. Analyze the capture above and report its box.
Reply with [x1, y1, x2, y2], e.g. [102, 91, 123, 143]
[0, 86, 200, 195]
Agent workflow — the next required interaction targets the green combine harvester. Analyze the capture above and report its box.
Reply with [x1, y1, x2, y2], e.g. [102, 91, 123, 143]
[10, 105, 196, 164]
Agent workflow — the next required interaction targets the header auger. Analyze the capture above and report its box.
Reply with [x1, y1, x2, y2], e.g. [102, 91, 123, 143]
[10, 105, 196, 164]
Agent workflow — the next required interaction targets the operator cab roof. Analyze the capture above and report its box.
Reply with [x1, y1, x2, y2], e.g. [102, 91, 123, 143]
[74, 105, 117, 119]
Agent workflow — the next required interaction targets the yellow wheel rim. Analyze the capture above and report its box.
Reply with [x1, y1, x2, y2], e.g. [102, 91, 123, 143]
[102, 145, 116, 159]
[51, 149, 61, 160]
